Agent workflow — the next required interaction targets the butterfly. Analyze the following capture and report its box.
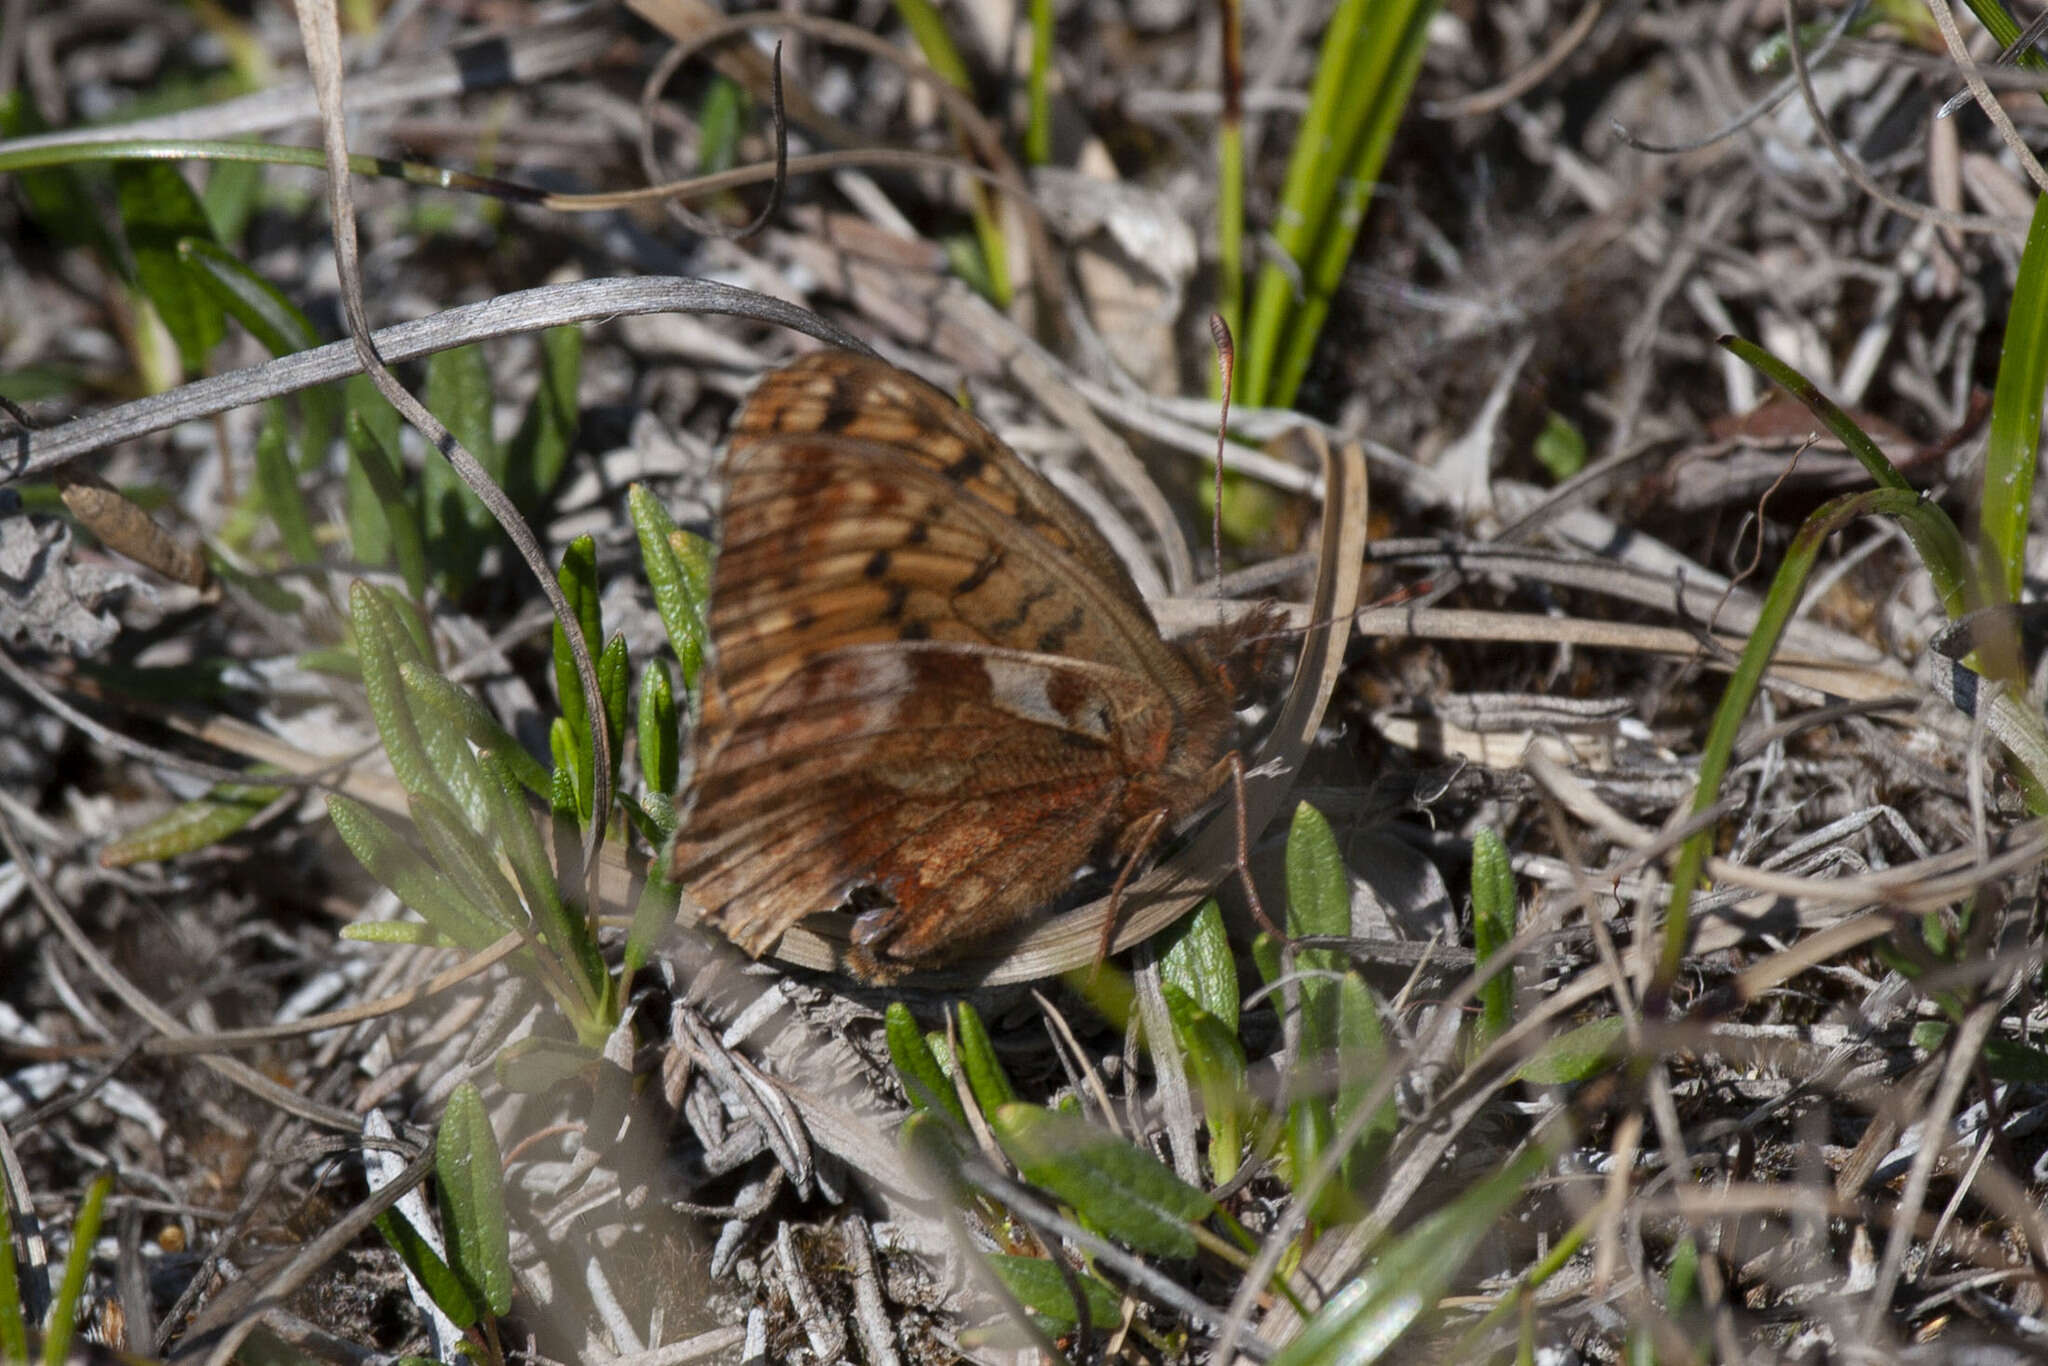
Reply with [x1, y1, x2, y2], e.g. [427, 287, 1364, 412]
[667, 350, 1270, 982]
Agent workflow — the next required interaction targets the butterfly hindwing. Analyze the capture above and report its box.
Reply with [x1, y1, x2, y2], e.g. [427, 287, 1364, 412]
[673, 644, 1173, 964]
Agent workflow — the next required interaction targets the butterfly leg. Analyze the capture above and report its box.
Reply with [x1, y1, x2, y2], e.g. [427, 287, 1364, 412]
[1093, 806, 1169, 971]
[1218, 750, 1284, 940]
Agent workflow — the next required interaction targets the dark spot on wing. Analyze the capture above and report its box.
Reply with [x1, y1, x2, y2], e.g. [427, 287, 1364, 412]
[883, 582, 910, 621]
[821, 383, 860, 435]
[1036, 605, 1086, 654]
[943, 448, 986, 482]
[901, 619, 930, 641]
[906, 520, 930, 545]
[989, 583, 1054, 636]
[864, 549, 892, 579]
[788, 604, 816, 633]
[954, 548, 1004, 595]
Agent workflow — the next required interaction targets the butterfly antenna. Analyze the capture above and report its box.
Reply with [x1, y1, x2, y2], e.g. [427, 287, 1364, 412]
[1208, 313, 1235, 584]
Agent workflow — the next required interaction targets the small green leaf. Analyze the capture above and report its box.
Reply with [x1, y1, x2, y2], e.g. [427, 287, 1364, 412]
[597, 633, 629, 804]
[343, 920, 448, 945]
[114, 162, 225, 374]
[986, 1252, 1123, 1331]
[1159, 898, 1239, 1034]
[436, 1082, 513, 1317]
[421, 343, 501, 589]
[375, 1207, 478, 1328]
[1284, 802, 1351, 1220]
[993, 1103, 1216, 1260]
[1470, 827, 1516, 1049]
[1285, 801, 1350, 944]
[254, 410, 320, 564]
[475, 747, 564, 940]
[638, 660, 679, 798]
[953, 1001, 1017, 1114]
[697, 77, 748, 175]
[888, 1002, 966, 1124]
[1533, 410, 1587, 482]
[1162, 983, 1251, 1185]
[99, 779, 281, 866]
[350, 582, 441, 805]
[410, 792, 526, 934]
[550, 715, 587, 825]
[1335, 973, 1397, 1187]
[628, 485, 710, 691]
[1513, 1017, 1627, 1085]
[344, 396, 429, 600]
[400, 659, 549, 797]
[504, 325, 581, 519]
[1271, 1138, 1554, 1365]
[552, 536, 601, 809]
[327, 794, 501, 950]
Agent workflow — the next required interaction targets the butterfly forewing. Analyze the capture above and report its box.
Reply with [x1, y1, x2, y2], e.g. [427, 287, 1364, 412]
[731, 352, 1152, 606]
[671, 350, 1242, 980]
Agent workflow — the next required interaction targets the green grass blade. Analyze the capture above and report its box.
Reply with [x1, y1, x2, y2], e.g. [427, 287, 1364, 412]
[253, 409, 320, 564]
[1657, 488, 1954, 1001]
[1980, 192, 2048, 603]
[114, 161, 225, 376]
[1025, 0, 1054, 165]
[1470, 826, 1516, 1049]
[1271, 1137, 1558, 1365]
[42, 1170, 112, 1366]
[1720, 335, 1972, 615]
[1240, 0, 1436, 407]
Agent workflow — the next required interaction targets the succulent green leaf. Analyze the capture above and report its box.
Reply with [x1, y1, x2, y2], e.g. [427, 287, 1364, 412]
[628, 485, 710, 691]
[114, 162, 225, 373]
[436, 1082, 514, 1317]
[888, 1002, 967, 1125]
[1159, 898, 1239, 1033]
[99, 779, 282, 866]
[1512, 1017, 1627, 1085]
[326, 794, 501, 949]
[1470, 827, 1517, 1049]
[638, 660, 679, 799]
[1271, 1139, 1554, 1365]
[953, 1001, 1017, 1114]
[349, 581, 442, 805]
[254, 410, 320, 564]
[985, 1252, 1123, 1331]
[374, 1207, 478, 1328]
[993, 1103, 1216, 1260]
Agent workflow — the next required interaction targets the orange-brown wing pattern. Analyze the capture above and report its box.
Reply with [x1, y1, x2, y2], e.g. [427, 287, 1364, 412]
[697, 431, 1203, 735]
[672, 643, 1188, 977]
[729, 351, 1152, 612]
[670, 350, 1240, 979]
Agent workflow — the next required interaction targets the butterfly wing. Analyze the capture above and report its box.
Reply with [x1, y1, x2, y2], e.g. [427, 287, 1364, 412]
[699, 420, 1207, 731]
[730, 351, 1155, 616]
[673, 641, 1182, 974]
[671, 357, 1239, 976]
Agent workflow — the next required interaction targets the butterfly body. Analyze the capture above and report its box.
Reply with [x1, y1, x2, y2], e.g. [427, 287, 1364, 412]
[669, 351, 1255, 981]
